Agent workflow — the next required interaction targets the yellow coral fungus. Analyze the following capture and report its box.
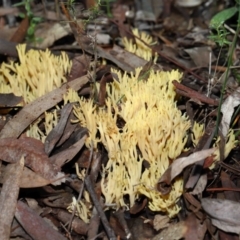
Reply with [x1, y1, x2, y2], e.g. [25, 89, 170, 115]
[191, 122, 205, 147]
[0, 44, 72, 104]
[212, 130, 236, 167]
[74, 67, 236, 216]
[0, 44, 72, 141]
[74, 68, 191, 216]
[122, 28, 158, 62]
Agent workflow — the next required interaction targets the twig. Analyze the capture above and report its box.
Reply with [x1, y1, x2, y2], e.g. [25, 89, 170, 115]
[172, 80, 219, 106]
[66, 142, 94, 231]
[85, 176, 116, 240]
[113, 209, 131, 239]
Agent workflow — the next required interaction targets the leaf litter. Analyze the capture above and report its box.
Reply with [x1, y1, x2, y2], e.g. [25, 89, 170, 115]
[0, 0, 240, 239]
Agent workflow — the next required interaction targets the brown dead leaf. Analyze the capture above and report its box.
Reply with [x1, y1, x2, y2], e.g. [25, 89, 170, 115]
[45, 103, 73, 155]
[184, 214, 207, 240]
[152, 221, 186, 240]
[56, 209, 89, 235]
[138, 60, 154, 81]
[10, 17, 29, 43]
[153, 214, 170, 231]
[50, 134, 87, 168]
[158, 148, 215, 194]
[43, 192, 73, 208]
[0, 157, 24, 240]
[0, 75, 89, 139]
[11, 218, 32, 239]
[35, 22, 72, 48]
[221, 86, 240, 137]
[0, 164, 51, 188]
[221, 170, 240, 201]
[202, 198, 240, 234]
[98, 72, 112, 106]
[103, 45, 147, 71]
[129, 198, 148, 214]
[0, 137, 64, 185]
[0, 93, 23, 107]
[184, 47, 215, 68]
[0, 93, 23, 115]
[68, 55, 91, 81]
[0, 7, 18, 16]
[15, 201, 67, 240]
[126, 217, 155, 240]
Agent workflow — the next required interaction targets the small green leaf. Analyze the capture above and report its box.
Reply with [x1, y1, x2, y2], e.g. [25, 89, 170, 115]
[32, 17, 42, 23]
[27, 26, 35, 36]
[19, 12, 26, 18]
[25, 4, 31, 12]
[13, 2, 26, 7]
[210, 7, 238, 29]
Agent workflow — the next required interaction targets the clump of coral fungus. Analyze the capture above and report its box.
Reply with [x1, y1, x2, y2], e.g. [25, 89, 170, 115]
[0, 44, 72, 104]
[0, 44, 72, 142]
[74, 68, 191, 216]
[122, 28, 157, 62]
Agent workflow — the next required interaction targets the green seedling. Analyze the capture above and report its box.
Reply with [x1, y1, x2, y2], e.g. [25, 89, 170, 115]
[209, 0, 240, 135]
[14, 0, 42, 43]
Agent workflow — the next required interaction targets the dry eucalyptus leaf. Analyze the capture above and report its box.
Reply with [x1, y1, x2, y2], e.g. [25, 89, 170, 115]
[184, 47, 215, 68]
[0, 164, 51, 188]
[99, 45, 146, 72]
[0, 75, 89, 139]
[221, 87, 240, 137]
[0, 93, 23, 107]
[15, 201, 67, 240]
[202, 198, 240, 234]
[152, 221, 186, 240]
[45, 103, 73, 155]
[35, 22, 72, 49]
[50, 134, 87, 168]
[153, 214, 170, 231]
[158, 148, 216, 190]
[68, 55, 91, 81]
[0, 157, 24, 240]
[0, 137, 64, 185]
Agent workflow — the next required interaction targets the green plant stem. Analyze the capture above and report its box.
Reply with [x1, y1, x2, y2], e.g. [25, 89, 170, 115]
[215, 6, 240, 137]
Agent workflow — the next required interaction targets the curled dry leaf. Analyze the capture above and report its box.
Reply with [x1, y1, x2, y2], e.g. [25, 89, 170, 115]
[0, 137, 64, 185]
[202, 198, 240, 234]
[45, 103, 73, 155]
[221, 86, 240, 137]
[158, 148, 216, 194]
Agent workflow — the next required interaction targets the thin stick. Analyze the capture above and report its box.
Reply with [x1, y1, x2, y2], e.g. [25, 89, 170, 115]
[85, 176, 116, 240]
[66, 142, 94, 231]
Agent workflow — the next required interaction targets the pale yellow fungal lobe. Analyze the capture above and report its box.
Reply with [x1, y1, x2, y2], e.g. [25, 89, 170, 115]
[0, 44, 72, 104]
[122, 28, 158, 62]
[74, 68, 192, 216]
